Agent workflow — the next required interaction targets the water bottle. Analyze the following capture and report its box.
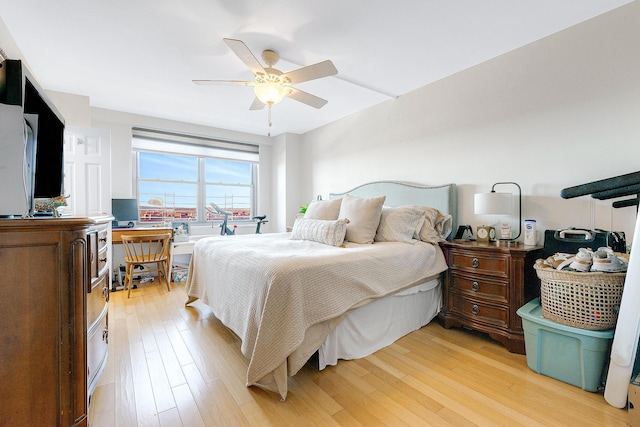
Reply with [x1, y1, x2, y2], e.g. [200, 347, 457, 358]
[524, 219, 537, 245]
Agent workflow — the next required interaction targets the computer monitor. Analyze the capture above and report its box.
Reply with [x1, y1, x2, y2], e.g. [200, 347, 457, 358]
[111, 198, 139, 228]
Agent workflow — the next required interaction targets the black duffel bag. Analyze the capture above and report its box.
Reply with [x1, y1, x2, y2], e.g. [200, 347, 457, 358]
[543, 228, 626, 257]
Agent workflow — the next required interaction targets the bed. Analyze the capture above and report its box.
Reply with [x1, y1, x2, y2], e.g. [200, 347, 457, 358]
[185, 181, 457, 399]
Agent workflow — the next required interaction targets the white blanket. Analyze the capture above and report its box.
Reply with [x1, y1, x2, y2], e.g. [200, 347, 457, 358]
[185, 232, 448, 399]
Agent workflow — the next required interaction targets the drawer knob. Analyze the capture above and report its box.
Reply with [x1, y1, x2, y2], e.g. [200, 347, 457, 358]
[472, 258, 479, 268]
[472, 304, 479, 315]
[472, 281, 479, 291]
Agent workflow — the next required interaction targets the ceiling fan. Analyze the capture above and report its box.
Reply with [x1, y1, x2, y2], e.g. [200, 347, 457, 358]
[193, 38, 338, 134]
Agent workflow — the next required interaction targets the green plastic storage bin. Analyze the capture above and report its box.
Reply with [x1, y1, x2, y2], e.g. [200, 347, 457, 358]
[517, 298, 614, 392]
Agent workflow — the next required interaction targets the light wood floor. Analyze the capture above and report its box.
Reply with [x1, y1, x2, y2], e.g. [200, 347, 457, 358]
[89, 281, 628, 426]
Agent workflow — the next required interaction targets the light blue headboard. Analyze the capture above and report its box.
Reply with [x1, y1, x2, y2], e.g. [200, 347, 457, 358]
[329, 181, 457, 239]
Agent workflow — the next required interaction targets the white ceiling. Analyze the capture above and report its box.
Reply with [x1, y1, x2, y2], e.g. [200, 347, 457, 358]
[0, 1, 632, 137]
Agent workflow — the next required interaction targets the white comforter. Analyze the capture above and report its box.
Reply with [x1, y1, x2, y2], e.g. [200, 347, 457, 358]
[185, 232, 448, 399]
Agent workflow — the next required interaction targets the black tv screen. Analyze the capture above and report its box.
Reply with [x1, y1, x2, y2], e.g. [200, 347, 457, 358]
[0, 59, 65, 200]
[24, 77, 65, 198]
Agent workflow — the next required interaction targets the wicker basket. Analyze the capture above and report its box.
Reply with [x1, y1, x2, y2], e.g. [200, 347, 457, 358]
[534, 259, 626, 330]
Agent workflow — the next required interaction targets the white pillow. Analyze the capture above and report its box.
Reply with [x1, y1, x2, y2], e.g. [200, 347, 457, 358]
[338, 194, 386, 244]
[291, 218, 349, 247]
[406, 205, 452, 243]
[375, 206, 425, 244]
[304, 198, 342, 220]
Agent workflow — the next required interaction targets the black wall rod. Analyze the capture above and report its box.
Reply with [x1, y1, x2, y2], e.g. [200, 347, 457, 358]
[560, 171, 640, 200]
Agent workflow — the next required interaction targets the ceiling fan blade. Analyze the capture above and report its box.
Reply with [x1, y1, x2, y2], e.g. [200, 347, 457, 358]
[284, 60, 338, 85]
[192, 79, 252, 86]
[287, 88, 328, 109]
[223, 38, 266, 76]
[249, 97, 265, 110]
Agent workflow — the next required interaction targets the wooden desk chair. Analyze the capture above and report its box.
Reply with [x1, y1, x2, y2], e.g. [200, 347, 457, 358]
[120, 233, 172, 298]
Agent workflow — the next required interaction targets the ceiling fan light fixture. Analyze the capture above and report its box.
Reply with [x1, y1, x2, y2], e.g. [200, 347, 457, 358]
[254, 74, 289, 105]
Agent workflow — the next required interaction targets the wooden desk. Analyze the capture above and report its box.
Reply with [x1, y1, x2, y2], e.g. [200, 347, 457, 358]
[111, 227, 173, 244]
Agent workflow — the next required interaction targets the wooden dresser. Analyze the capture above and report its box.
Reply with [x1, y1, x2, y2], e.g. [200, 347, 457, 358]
[439, 240, 543, 354]
[0, 217, 96, 426]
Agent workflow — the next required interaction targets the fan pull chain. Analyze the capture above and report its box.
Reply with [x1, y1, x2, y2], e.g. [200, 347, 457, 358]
[267, 104, 273, 137]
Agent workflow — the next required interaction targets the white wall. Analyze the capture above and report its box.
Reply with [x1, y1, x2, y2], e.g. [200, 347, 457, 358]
[271, 133, 304, 231]
[298, 1, 640, 245]
[47, 90, 91, 127]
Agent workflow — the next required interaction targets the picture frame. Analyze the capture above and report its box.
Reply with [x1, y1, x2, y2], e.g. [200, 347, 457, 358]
[172, 221, 190, 242]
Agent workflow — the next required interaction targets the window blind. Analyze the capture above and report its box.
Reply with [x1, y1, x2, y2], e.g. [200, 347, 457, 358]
[132, 128, 259, 163]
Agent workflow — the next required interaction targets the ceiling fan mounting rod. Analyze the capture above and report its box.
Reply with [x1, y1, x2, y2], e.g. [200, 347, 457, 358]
[261, 49, 279, 68]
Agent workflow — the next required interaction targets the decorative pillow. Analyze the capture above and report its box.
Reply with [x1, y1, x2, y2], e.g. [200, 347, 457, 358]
[338, 194, 386, 244]
[291, 218, 349, 247]
[375, 206, 426, 244]
[406, 205, 453, 243]
[304, 198, 342, 220]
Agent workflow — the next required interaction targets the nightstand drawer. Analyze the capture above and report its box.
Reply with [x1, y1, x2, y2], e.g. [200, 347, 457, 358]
[448, 293, 509, 329]
[450, 273, 508, 303]
[450, 250, 509, 278]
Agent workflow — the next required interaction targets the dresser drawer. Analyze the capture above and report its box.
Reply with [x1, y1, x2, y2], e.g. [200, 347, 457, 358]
[447, 292, 509, 329]
[87, 309, 108, 395]
[98, 246, 108, 276]
[97, 227, 108, 251]
[89, 224, 109, 279]
[450, 273, 508, 303]
[88, 273, 109, 328]
[450, 249, 509, 278]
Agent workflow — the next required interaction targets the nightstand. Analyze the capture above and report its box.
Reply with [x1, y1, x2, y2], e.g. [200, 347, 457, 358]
[168, 240, 196, 281]
[438, 240, 543, 354]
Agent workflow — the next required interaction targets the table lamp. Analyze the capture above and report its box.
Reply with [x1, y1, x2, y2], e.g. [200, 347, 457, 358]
[474, 182, 522, 241]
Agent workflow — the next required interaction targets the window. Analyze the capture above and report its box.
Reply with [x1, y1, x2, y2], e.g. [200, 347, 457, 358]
[132, 129, 259, 224]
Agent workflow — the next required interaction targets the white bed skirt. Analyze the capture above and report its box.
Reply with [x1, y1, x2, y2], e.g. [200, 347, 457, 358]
[318, 277, 442, 369]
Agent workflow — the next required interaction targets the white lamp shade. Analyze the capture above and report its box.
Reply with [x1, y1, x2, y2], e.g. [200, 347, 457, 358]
[254, 82, 287, 105]
[474, 192, 512, 215]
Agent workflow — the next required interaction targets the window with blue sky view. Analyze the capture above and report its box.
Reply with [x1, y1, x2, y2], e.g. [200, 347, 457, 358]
[137, 151, 254, 223]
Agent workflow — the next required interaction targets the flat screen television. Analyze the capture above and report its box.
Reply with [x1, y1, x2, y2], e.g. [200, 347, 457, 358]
[24, 78, 65, 198]
[0, 59, 65, 216]
[111, 198, 139, 228]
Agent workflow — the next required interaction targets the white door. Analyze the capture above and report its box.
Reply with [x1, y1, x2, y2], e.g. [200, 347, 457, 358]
[63, 126, 111, 216]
